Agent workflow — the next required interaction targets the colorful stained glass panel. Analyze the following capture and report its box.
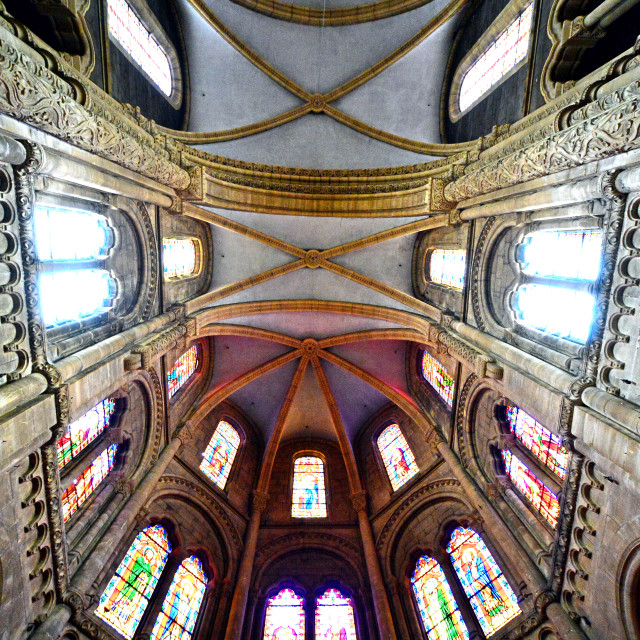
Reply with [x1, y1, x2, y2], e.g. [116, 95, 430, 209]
[163, 238, 198, 279]
[95, 525, 171, 639]
[61, 444, 118, 522]
[501, 450, 560, 528]
[200, 420, 241, 489]
[315, 588, 358, 640]
[447, 527, 520, 637]
[150, 555, 207, 640]
[107, 0, 172, 96]
[263, 588, 305, 640]
[429, 250, 466, 290]
[421, 351, 455, 406]
[377, 424, 419, 491]
[167, 345, 199, 399]
[411, 555, 469, 640]
[57, 397, 116, 469]
[506, 405, 568, 479]
[459, 3, 533, 112]
[291, 456, 327, 518]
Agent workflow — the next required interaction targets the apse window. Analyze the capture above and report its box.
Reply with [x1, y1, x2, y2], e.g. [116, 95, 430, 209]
[429, 249, 466, 290]
[34, 205, 117, 326]
[377, 423, 419, 490]
[263, 588, 306, 640]
[200, 420, 241, 489]
[458, 2, 534, 114]
[291, 455, 327, 518]
[167, 344, 200, 398]
[421, 350, 455, 406]
[315, 588, 358, 640]
[512, 229, 603, 342]
[163, 238, 198, 280]
[107, 0, 172, 96]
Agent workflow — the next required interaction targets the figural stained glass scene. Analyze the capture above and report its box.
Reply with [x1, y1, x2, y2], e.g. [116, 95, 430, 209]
[377, 424, 419, 491]
[95, 525, 171, 638]
[411, 555, 469, 640]
[421, 351, 455, 406]
[292, 456, 327, 518]
[167, 345, 199, 399]
[263, 588, 305, 640]
[200, 420, 241, 489]
[315, 588, 358, 640]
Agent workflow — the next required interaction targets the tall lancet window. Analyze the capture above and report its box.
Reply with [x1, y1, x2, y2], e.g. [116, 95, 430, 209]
[200, 420, 240, 489]
[411, 555, 469, 640]
[150, 555, 207, 640]
[421, 351, 455, 406]
[513, 229, 603, 342]
[95, 525, 171, 639]
[263, 588, 306, 640]
[447, 527, 520, 636]
[163, 238, 198, 280]
[315, 588, 358, 640]
[34, 205, 116, 326]
[167, 345, 199, 399]
[291, 455, 327, 518]
[429, 249, 466, 290]
[377, 424, 419, 490]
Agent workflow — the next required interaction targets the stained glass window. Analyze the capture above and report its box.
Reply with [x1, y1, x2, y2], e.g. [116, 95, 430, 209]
[421, 351, 455, 406]
[291, 456, 327, 518]
[200, 420, 241, 489]
[150, 555, 207, 640]
[57, 397, 116, 469]
[411, 555, 469, 640]
[95, 525, 171, 639]
[107, 0, 172, 96]
[429, 250, 466, 290]
[505, 405, 568, 479]
[167, 345, 199, 399]
[61, 444, 118, 522]
[377, 424, 419, 491]
[163, 238, 198, 279]
[501, 450, 560, 527]
[315, 588, 358, 640]
[447, 527, 520, 636]
[263, 588, 305, 640]
[459, 3, 534, 112]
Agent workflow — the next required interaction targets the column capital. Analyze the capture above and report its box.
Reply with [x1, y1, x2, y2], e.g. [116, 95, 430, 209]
[350, 490, 368, 513]
[252, 490, 270, 513]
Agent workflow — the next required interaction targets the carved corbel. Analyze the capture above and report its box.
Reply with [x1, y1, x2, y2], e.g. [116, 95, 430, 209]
[130, 320, 193, 370]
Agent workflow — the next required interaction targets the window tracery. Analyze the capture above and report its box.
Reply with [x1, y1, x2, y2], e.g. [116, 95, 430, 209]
[428, 249, 466, 290]
[150, 555, 207, 640]
[95, 524, 171, 639]
[291, 455, 327, 518]
[377, 423, 419, 490]
[447, 527, 520, 636]
[315, 588, 358, 640]
[263, 588, 306, 640]
[200, 419, 240, 489]
[411, 555, 470, 640]
[167, 345, 199, 399]
[421, 351, 455, 406]
[163, 238, 199, 280]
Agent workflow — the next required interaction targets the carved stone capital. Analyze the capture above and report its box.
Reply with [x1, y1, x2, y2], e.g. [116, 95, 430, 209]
[350, 490, 368, 513]
[252, 490, 270, 513]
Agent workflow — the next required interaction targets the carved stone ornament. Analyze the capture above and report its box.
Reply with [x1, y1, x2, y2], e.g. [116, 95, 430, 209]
[252, 490, 270, 513]
[350, 490, 368, 513]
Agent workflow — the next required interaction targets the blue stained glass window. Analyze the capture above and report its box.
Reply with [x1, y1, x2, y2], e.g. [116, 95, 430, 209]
[200, 420, 241, 489]
[377, 424, 419, 491]
[292, 456, 327, 518]
[429, 249, 466, 290]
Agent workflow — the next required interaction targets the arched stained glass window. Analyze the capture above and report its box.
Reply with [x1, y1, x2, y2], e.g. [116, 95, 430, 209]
[315, 588, 358, 640]
[61, 444, 118, 522]
[57, 397, 116, 469]
[421, 351, 455, 406]
[263, 588, 305, 640]
[447, 527, 520, 636]
[167, 345, 199, 399]
[200, 420, 240, 489]
[377, 424, 419, 491]
[459, 2, 534, 113]
[501, 450, 560, 527]
[163, 238, 198, 279]
[107, 0, 172, 96]
[505, 405, 568, 479]
[150, 555, 207, 640]
[292, 456, 327, 518]
[411, 555, 469, 640]
[429, 250, 466, 290]
[95, 525, 171, 639]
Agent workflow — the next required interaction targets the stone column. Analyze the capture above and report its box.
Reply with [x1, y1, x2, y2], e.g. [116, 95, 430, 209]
[387, 577, 412, 640]
[210, 578, 233, 640]
[223, 491, 268, 640]
[352, 492, 398, 640]
[546, 603, 588, 640]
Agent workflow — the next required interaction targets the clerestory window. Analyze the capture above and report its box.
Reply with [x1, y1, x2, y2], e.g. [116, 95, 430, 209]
[428, 249, 466, 290]
[291, 455, 327, 518]
[200, 419, 240, 490]
[377, 423, 419, 491]
[163, 237, 199, 280]
[167, 344, 200, 399]
[420, 350, 455, 407]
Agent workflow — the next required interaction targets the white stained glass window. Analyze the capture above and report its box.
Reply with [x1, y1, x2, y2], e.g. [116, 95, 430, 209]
[107, 0, 172, 96]
[429, 249, 466, 290]
[163, 238, 198, 279]
[459, 2, 534, 113]
[40, 270, 114, 326]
